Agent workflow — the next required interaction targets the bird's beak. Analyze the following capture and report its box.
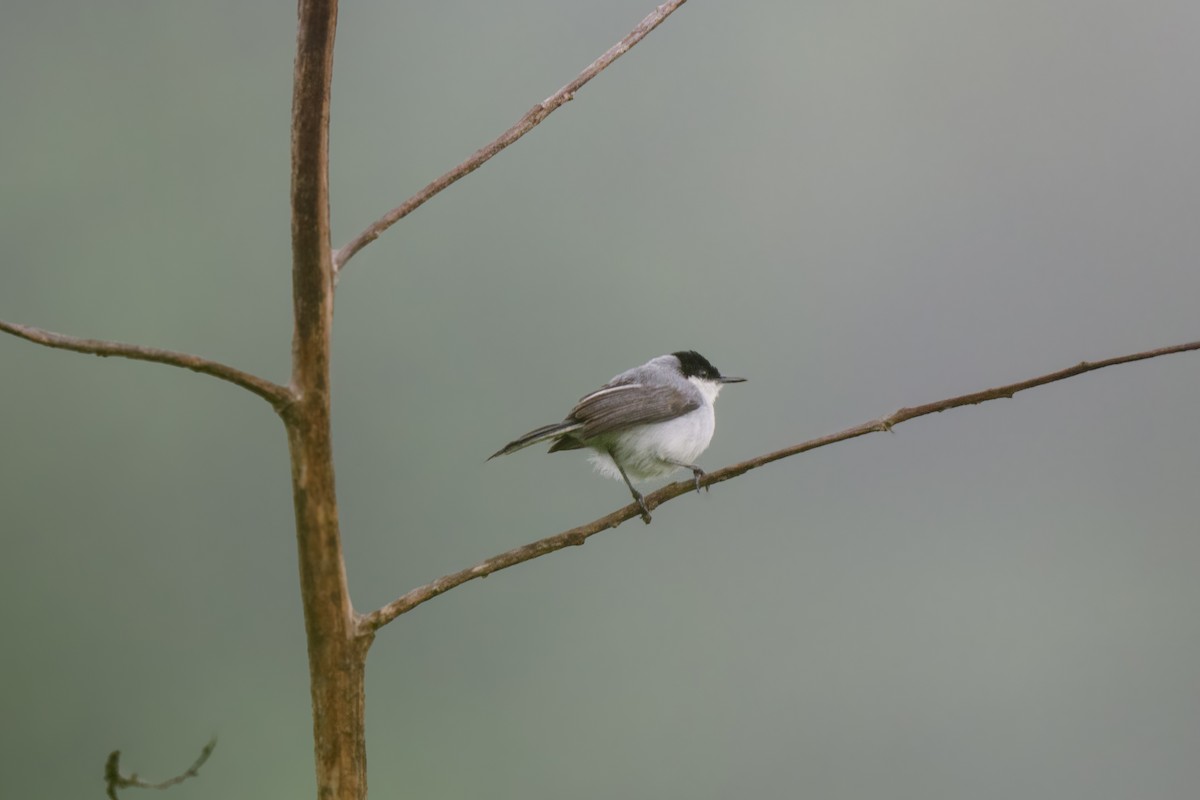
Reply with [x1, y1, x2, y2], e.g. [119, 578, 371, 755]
[719, 375, 747, 383]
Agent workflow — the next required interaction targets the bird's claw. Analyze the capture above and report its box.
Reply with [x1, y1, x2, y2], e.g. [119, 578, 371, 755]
[691, 467, 707, 494]
[633, 491, 652, 524]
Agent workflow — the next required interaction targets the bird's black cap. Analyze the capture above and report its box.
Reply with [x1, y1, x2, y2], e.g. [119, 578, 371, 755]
[672, 350, 745, 383]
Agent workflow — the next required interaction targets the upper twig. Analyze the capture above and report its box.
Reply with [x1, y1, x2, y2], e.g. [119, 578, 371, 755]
[0, 319, 293, 412]
[332, 0, 690, 277]
[359, 338, 1200, 632]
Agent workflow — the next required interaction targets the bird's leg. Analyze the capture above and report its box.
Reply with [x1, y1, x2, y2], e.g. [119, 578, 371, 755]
[612, 456, 652, 524]
[670, 462, 708, 493]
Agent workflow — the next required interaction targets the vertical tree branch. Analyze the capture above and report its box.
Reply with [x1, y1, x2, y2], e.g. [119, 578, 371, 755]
[289, 2, 369, 800]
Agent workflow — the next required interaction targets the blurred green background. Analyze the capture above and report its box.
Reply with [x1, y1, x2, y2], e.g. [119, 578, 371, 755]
[2, 1, 1199, 798]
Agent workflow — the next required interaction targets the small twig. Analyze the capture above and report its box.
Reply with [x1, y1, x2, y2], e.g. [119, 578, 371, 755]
[333, 0, 690, 276]
[360, 339, 1200, 632]
[104, 738, 217, 800]
[0, 319, 294, 412]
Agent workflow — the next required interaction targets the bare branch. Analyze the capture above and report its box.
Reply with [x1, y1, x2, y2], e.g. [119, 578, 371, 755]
[360, 338, 1200, 631]
[104, 738, 216, 800]
[705, 338, 1200, 484]
[0, 318, 293, 412]
[333, 0, 690, 276]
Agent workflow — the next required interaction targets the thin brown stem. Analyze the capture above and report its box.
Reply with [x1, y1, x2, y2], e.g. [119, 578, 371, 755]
[0, 318, 292, 412]
[332, 0, 690, 276]
[361, 338, 1200, 631]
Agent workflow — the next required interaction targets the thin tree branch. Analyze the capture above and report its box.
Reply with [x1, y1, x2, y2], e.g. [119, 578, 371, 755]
[0, 318, 293, 412]
[332, 0, 690, 276]
[360, 338, 1200, 632]
[103, 738, 216, 800]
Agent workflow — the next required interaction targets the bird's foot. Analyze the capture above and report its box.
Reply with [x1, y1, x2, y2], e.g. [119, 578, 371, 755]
[632, 491, 652, 524]
[689, 466, 707, 494]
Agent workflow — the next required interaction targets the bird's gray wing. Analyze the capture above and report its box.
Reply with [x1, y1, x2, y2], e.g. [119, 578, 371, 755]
[569, 382, 699, 440]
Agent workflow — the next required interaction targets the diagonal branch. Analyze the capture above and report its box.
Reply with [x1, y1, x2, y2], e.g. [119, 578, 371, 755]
[332, 0, 690, 276]
[0, 318, 293, 412]
[359, 338, 1200, 632]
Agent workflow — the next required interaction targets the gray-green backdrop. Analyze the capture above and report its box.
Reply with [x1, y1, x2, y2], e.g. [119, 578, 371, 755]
[2, 1, 1198, 798]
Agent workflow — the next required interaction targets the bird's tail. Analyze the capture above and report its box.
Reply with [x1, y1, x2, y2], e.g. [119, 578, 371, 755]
[487, 421, 583, 460]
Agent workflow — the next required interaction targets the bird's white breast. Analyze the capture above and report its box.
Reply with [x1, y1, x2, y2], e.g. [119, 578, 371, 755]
[588, 399, 716, 482]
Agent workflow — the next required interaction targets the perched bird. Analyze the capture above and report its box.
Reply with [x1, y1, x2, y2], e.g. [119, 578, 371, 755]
[488, 350, 745, 522]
